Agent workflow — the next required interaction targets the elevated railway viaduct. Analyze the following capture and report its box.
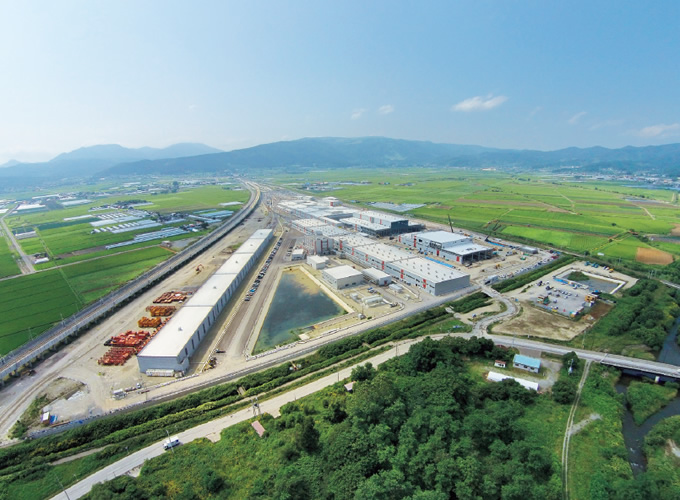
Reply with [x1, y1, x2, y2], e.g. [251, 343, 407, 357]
[0, 182, 260, 384]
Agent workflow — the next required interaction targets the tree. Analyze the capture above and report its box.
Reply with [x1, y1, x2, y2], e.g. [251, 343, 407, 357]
[562, 351, 580, 373]
[552, 379, 577, 404]
[294, 416, 319, 453]
[351, 362, 376, 382]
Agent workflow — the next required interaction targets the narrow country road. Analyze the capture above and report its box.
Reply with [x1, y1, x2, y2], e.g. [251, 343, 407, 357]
[561, 360, 592, 500]
[0, 208, 35, 274]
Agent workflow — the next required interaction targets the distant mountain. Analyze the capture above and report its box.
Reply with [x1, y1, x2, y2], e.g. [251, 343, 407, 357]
[2, 138, 679, 191]
[50, 143, 222, 164]
[0, 143, 223, 183]
[0, 159, 21, 168]
[99, 137, 680, 177]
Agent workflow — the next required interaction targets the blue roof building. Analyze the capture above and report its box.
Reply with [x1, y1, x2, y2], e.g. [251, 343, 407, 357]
[513, 354, 541, 373]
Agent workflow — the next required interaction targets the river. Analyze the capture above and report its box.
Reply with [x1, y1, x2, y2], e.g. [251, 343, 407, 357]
[616, 316, 680, 475]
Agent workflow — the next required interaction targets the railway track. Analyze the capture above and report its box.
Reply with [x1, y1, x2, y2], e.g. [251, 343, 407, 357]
[0, 182, 260, 382]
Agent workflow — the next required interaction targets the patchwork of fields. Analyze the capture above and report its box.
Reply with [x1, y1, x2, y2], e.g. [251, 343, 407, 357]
[0, 185, 248, 355]
[0, 246, 173, 356]
[281, 169, 680, 263]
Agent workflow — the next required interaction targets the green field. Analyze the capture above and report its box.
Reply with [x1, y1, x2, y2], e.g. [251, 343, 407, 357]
[0, 247, 173, 356]
[276, 169, 679, 263]
[0, 233, 20, 278]
[0, 271, 81, 355]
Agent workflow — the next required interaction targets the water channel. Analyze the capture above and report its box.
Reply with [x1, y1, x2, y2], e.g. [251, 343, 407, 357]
[253, 270, 345, 354]
[616, 316, 680, 475]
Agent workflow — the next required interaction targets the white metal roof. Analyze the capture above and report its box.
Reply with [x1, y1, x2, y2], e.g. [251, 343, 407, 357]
[390, 257, 468, 283]
[292, 248, 305, 256]
[314, 225, 349, 237]
[333, 234, 377, 249]
[308, 255, 329, 264]
[357, 243, 413, 262]
[362, 268, 390, 280]
[292, 218, 327, 229]
[251, 229, 273, 240]
[416, 230, 471, 246]
[356, 210, 406, 223]
[216, 255, 253, 275]
[138, 305, 213, 358]
[323, 265, 363, 280]
[339, 217, 390, 231]
[187, 273, 238, 306]
[443, 243, 491, 256]
[235, 239, 265, 255]
[487, 371, 539, 391]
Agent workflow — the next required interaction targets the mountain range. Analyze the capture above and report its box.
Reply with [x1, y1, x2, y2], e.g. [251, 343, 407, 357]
[2, 138, 679, 189]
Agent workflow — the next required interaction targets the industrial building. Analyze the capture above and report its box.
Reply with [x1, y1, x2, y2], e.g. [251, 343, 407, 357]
[322, 265, 364, 290]
[382, 257, 470, 295]
[331, 235, 470, 296]
[307, 255, 329, 270]
[137, 229, 273, 374]
[402, 230, 493, 264]
[361, 268, 391, 286]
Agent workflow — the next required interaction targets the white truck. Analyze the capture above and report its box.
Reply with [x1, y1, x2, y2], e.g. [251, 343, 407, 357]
[163, 436, 180, 450]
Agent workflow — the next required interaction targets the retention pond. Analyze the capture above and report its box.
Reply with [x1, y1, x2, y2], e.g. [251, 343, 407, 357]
[253, 269, 345, 353]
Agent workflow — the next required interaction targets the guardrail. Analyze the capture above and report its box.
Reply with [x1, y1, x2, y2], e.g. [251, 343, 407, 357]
[0, 183, 260, 381]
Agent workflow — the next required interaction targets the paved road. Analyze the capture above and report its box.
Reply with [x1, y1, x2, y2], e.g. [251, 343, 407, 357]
[483, 333, 680, 378]
[51, 341, 413, 500]
[0, 208, 34, 274]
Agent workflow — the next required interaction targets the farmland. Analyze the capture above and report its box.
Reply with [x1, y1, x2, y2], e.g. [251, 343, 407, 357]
[0, 234, 20, 279]
[0, 246, 173, 356]
[276, 169, 680, 263]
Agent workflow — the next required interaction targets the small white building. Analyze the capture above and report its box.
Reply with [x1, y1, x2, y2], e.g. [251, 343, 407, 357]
[291, 248, 305, 261]
[307, 255, 329, 270]
[322, 265, 363, 290]
[361, 267, 392, 286]
[487, 371, 539, 391]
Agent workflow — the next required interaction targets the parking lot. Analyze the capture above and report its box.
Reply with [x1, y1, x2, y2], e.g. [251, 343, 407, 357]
[520, 278, 595, 318]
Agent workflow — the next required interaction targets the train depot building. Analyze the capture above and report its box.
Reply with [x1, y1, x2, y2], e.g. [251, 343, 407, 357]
[137, 229, 273, 375]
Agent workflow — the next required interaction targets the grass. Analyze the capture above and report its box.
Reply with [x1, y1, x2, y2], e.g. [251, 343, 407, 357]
[626, 380, 678, 425]
[0, 271, 82, 355]
[61, 246, 173, 302]
[568, 364, 631, 500]
[0, 247, 173, 355]
[275, 169, 679, 261]
[0, 233, 20, 278]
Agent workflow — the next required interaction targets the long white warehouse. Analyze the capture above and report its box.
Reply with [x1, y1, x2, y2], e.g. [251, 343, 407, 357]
[137, 229, 273, 374]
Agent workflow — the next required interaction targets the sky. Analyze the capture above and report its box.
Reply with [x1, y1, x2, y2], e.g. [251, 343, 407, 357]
[0, 1, 679, 164]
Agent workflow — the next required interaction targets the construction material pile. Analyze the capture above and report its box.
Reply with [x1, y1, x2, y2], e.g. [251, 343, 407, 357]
[146, 305, 176, 317]
[98, 347, 134, 366]
[104, 330, 153, 348]
[99, 330, 158, 366]
[153, 291, 188, 304]
[138, 317, 162, 328]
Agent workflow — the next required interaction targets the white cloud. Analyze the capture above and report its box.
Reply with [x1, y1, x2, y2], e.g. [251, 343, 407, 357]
[351, 108, 366, 120]
[529, 106, 542, 117]
[636, 123, 680, 138]
[378, 104, 395, 115]
[452, 94, 507, 112]
[568, 111, 587, 125]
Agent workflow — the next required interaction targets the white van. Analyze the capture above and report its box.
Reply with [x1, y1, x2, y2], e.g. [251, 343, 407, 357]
[163, 436, 180, 450]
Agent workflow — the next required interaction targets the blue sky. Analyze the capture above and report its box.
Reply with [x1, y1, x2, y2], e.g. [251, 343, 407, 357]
[0, 1, 678, 163]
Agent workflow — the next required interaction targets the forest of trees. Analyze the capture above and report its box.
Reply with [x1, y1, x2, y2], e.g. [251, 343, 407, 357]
[87, 337, 562, 500]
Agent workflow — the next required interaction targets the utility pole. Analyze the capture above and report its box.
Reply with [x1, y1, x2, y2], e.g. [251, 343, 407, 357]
[53, 474, 71, 500]
[165, 429, 174, 453]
